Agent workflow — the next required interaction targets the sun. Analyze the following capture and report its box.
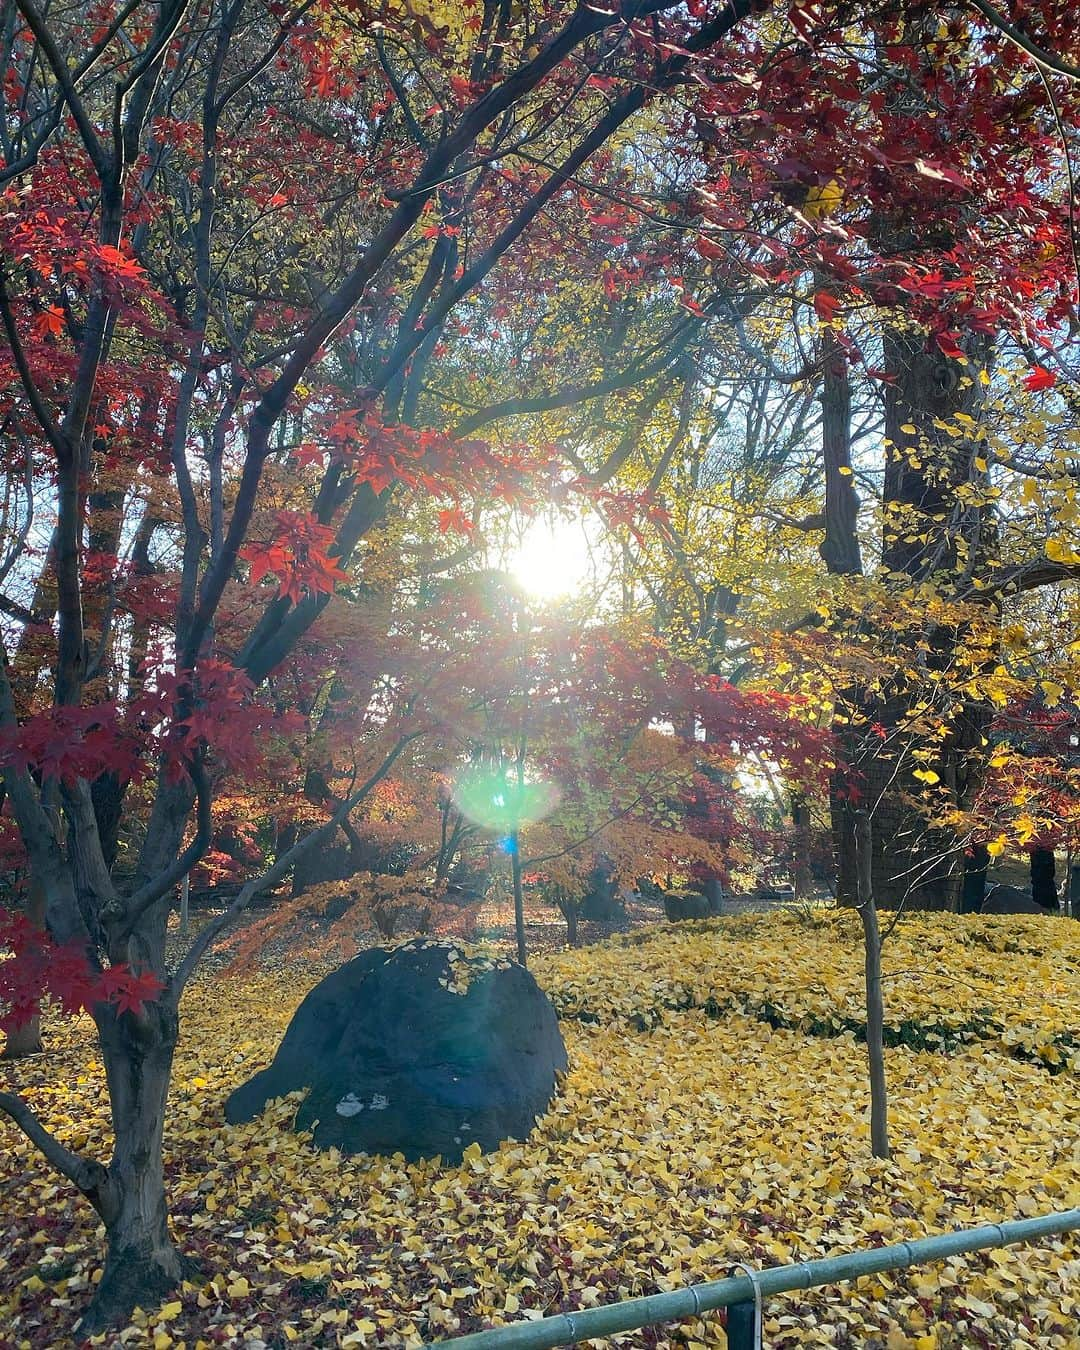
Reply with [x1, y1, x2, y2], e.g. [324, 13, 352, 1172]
[504, 514, 597, 601]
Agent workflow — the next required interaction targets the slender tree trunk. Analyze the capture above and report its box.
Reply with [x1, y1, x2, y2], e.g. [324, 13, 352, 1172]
[855, 810, 889, 1159]
[817, 321, 870, 910]
[510, 829, 526, 966]
[961, 842, 990, 914]
[790, 792, 814, 899]
[2, 874, 44, 1058]
[77, 1001, 186, 1336]
[859, 328, 996, 912]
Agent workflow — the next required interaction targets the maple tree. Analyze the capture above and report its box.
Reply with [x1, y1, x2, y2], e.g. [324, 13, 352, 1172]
[0, 0, 836, 1327]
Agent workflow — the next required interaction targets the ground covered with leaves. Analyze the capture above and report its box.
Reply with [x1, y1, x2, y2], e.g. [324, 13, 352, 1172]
[1, 912, 1078, 1349]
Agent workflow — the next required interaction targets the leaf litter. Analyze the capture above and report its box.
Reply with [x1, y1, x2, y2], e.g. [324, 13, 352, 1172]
[0, 912, 1077, 1348]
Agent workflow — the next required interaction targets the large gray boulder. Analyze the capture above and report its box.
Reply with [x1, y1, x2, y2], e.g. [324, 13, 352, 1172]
[663, 889, 712, 921]
[980, 884, 1051, 916]
[225, 940, 567, 1161]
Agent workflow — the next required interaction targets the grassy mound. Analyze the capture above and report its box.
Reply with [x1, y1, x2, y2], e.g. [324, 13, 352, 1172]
[0, 912, 1077, 1348]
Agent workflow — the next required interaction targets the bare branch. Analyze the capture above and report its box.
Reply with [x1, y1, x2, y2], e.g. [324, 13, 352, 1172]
[0, 1091, 113, 1216]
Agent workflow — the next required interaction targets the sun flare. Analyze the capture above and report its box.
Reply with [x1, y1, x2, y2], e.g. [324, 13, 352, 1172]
[504, 515, 597, 601]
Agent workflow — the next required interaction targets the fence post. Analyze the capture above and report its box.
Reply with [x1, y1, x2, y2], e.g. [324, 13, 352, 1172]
[726, 1300, 757, 1350]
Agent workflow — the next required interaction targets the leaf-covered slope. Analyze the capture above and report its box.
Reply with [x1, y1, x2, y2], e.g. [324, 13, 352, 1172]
[0, 915, 1078, 1348]
[537, 911, 1080, 1071]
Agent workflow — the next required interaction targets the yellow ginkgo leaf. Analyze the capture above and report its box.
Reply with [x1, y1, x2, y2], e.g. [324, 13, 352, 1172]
[1040, 680, 1064, 706]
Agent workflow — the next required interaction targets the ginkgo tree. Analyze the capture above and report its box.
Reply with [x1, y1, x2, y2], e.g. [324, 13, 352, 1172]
[597, 0, 1080, 915]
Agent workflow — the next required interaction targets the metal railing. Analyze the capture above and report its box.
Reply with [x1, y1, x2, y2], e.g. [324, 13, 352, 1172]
[430, 1208, 1080, 1350]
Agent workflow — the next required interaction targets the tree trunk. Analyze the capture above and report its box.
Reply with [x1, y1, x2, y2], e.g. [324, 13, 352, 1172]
[2, 1015, 43, 1059]
[838, 326, 996, 911]
[702, 876, 725, 915]
[790, 793, 814, 900]
[90, 770, 126, 873]
[510, 829, 527, 967]
[1030, 847, 1056, 910]
[961, 843, 990, 914]
[77, 1001, 187, 1336]
[2, 873, 46, 1059]
[855, 811, 890, 1160]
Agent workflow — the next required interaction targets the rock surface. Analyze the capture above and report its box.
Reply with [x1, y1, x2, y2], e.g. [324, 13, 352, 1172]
[980, 884, 1052, 916]
[663, 889, 712, 921]
[225, 940, 567, 1161]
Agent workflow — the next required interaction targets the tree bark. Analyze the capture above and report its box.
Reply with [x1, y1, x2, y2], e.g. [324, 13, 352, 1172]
[77, 1001, 187, 1336]
[855, 810, 890, 1160]
[561, 900, 579, 948]
[961, 842, 990, 914]
[837, 328, 996, 911]
[1, 875, 44, 1058]
[790, 792, 815, 899]
[2, 1015, 43, 1059]
[510, 829, 527, 967]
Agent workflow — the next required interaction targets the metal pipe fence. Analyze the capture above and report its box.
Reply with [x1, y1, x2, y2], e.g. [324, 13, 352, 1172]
[429, 1208, 1080, 1350]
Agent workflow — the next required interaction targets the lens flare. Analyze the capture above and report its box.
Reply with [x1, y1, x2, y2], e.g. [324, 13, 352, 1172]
[452, 767, 560, 831]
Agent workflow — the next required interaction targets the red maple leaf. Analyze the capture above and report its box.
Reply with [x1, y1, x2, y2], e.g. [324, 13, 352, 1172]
[240, 511, 349, 603]
[31, 305, 65, 339]
[934, 330, 965, 360]
[94, 243, 145, 280]
[814, 290, 842, 323]
[437, 506, 474, 535]
[109, 968, 166, 1017]
[1024, 366, 1056, 392]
